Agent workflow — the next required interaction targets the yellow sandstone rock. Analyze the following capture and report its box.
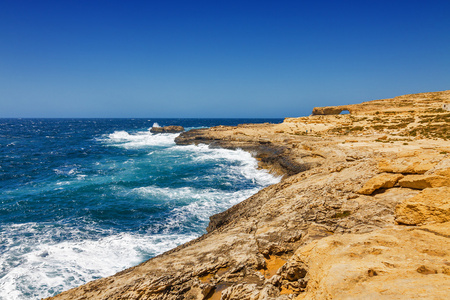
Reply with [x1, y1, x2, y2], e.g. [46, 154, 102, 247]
[395, 187, 450, 225]
[378, 155, 442, 174]
[357, 173, 404, 195]
[293, 226, 450, 300]
[398, 174, 450, 189]
[433, 167, 450, 177]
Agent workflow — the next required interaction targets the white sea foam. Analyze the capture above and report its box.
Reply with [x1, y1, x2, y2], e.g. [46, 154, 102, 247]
[172, 144, 280, 186]
[53, 165, 80, 176]
[131, 185, 270, 235]
[1, 128, 281, 299]
[102, 130, 178, 149]
[166, 188, 259, 232]
[0, 223, 195, 300]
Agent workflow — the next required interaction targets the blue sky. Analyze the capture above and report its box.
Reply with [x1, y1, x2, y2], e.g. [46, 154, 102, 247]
[1, 0, 449, 118]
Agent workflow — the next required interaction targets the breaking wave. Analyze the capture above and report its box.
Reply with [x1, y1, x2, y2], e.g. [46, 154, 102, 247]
[0, 120, 281, 299]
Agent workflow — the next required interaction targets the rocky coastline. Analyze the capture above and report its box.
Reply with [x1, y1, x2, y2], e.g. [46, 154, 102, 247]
[48, 90, 450, 299]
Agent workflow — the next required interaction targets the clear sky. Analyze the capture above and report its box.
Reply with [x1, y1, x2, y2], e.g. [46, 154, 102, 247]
[1, 0, 449, 118]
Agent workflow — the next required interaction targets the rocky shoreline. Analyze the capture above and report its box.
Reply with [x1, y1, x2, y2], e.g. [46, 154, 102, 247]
[48, 90, 450, 299]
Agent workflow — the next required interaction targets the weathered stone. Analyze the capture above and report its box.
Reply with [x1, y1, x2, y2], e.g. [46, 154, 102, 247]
[395, 187, 450, 225]
[312, 106, 350, 115]
[292, 226, 450, 299]
[419, 221, 450, 237]
[398, 174, 450, 189]
[378, 155, 442, 174]
[435, 167, 450, 177]
[150, 125, 185, 133]
[357, 173, 404, 195]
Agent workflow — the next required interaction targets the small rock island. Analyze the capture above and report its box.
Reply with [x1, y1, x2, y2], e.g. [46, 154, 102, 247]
[150, 125, 185, 133]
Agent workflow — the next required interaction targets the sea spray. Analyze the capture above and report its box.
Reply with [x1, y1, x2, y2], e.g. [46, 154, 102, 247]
[0, 118, 282, 299]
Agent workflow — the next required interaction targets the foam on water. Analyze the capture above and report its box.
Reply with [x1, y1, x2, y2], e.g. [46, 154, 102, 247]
[0, 223, 195, 300]
[172, 144, 280, 187]
[0, 123, 281, 299]
[104, 130, 178, 148]
[131, 186, 261, 233]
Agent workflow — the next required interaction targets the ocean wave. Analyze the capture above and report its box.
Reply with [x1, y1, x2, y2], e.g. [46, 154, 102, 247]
[171, 144, 280, 186]
[100, 130, 179, 149]
[53, 164, 81, 176]
[0, 222, 195, 300]
[1, 124, 281, 300]
[130, 185, 262, 234]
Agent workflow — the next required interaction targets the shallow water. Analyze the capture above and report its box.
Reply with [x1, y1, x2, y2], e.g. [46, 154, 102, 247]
[0, 118, 282, 299]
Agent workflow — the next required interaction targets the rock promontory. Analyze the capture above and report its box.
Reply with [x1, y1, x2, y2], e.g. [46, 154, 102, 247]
[48, 90, 450, 299]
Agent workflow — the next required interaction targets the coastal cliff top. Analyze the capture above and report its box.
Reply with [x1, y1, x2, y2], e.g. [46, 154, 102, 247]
[311, 90, 450, 115]
[286, 89, 450, 141]
[49, 90, 450, 300]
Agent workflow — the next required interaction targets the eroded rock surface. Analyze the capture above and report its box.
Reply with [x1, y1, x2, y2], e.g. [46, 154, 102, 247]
[395, 187, 450, 225]
[48, 90, 450, 300]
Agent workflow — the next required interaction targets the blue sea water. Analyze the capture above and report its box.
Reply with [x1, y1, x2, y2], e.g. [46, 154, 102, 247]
[0, 118, 282, 300]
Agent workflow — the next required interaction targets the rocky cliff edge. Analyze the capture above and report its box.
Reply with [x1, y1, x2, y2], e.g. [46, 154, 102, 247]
[48, 90, 450, 299]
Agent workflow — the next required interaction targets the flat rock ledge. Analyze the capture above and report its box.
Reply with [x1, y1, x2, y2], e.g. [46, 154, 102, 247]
[47, 90, 450, 300]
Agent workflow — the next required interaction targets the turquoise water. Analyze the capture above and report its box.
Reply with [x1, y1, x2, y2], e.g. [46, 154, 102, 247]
[0, 118, 282, 299]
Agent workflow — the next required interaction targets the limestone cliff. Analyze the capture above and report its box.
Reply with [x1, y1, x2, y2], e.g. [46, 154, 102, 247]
[47, 90, 450, 300]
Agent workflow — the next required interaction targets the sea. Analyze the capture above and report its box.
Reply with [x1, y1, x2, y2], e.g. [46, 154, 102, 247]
[0, 118, 282, 300]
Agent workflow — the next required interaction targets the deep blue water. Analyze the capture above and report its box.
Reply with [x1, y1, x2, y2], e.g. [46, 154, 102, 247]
[0, 118, 282, 299]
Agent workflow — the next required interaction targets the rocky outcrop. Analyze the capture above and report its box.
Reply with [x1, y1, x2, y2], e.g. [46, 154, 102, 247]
[398, 174, 450, 189]
[48, 90, 450, 300]
[312, 106, 351, 115]
[175, 127, 318, 176]
[312, 90, 450, 116]
[150, 125, 185, 133]
[395, 187, 450, 225]
[357, 173, 404, 195]
[377, 154, 442, 174]
[292, 224, 450, 299]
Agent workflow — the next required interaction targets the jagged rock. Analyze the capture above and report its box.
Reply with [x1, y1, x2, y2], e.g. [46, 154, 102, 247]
[398, 174, 450, 189]
[395, 187, 450, 225]
[184, 283, 214, 300]
[220, 283, 290, 300]
[357, 173, 404, 195]
[150, 125, 185, 133]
